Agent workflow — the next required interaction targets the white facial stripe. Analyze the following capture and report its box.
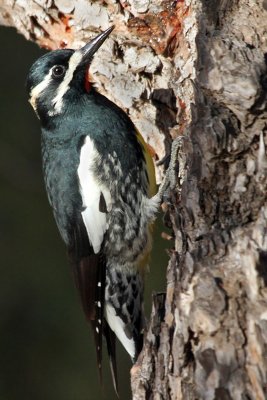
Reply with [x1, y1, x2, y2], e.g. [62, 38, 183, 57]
[29, 70, 53, 113]
[49, 51, 83, 116]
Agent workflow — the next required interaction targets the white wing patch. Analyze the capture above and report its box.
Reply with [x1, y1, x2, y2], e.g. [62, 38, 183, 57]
[78, 136, 111, 254]
[105, 303, 136, 359]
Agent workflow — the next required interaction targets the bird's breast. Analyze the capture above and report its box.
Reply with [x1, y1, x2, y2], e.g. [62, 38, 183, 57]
[41, 137, 83, 243]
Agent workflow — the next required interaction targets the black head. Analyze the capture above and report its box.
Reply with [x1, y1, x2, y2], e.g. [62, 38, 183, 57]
[26, 26, 114, 123]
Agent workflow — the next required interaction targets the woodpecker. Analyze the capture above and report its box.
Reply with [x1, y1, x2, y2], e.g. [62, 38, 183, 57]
[26, 26, 160, 392]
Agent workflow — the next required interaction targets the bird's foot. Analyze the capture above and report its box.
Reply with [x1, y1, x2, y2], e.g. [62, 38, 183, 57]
[157, 136, 186, 203]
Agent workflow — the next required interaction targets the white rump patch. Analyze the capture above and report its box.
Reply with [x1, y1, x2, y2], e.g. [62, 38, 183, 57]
[105, 303, 135, 359]
[77, 136, 111, 254]
[49, 51, 83, 116]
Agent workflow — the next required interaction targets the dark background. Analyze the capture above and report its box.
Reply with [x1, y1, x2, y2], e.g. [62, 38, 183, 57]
[0, 27, 168, 400]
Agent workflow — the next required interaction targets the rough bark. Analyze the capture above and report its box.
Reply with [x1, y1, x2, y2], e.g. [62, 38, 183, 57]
[2, 0, 267, 399]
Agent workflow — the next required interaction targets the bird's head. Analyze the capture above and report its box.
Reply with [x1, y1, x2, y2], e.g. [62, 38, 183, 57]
[26, 26, 114, 122]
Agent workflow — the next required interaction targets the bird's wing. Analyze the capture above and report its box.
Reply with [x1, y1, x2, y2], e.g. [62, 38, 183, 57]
[103, 319, 119, 396]
[78, 135, 111, 254]
[75, 134, 110, 316]
[72, 135, 118, 391]
[70, 241, 106, 381]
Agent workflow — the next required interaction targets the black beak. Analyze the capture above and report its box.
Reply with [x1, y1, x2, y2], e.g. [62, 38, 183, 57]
[80, 26, 114, 64]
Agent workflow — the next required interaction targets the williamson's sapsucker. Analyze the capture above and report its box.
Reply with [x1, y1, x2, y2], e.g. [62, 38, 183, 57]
[26, 26, 160, 393]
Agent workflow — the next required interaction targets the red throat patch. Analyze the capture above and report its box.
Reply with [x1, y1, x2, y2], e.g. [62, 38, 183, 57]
[84, 69, 91, 93]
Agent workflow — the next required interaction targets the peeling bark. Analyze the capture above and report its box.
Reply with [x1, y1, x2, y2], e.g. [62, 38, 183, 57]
[2, 0, 267, 399]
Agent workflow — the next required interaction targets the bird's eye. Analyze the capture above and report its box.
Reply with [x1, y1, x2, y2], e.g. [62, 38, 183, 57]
[52, 65, 65, 79]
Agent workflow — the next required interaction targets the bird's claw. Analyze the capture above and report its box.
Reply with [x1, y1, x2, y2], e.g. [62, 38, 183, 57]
[157, 136, 186, 203]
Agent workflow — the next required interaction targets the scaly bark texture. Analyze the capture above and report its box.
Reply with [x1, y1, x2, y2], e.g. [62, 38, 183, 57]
[1, 0, 267, 399]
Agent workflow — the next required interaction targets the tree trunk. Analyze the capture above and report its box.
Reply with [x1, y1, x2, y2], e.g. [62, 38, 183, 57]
[2, 1, 267, 399]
